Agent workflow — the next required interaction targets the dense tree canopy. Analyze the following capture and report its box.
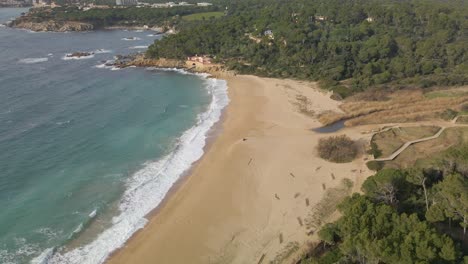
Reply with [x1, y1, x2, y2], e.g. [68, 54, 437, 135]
[26, 5, 222, 28]
[317, 194, 459, 263]
[147, 0, 468, 96]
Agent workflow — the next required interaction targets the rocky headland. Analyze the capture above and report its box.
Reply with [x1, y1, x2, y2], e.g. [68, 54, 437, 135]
[10, 19, 94, 32]
[112, 54, 232, 78]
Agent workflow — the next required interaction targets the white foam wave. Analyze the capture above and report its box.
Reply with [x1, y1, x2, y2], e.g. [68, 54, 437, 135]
[18, 58, 48, 64]
[94, 60, 119, 71]
[69, 224, 83, 239]
[152, 67, 205, 76]
[1, 237, 43, 264]
[128, 45, 148, 49]
[55, 120, 71, 126]
[121, 37, 141, 41]
[31, 248, 54, 264]
[62, 54, 95, 60]
[94, 49, 112, 54]
[89, 209, 97, 218]
[42, 71, 229, 264]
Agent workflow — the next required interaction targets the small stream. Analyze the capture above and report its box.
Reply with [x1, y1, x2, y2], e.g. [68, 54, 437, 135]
[312, 120, 346, 133]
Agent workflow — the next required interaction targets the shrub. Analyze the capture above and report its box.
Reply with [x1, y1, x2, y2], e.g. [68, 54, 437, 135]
[368, 141, 382, 158]
[317, 135, 358, 163]
[460, 104, 468, 113]
[366, 160, 384, 171]
[439, 108, 458, 120]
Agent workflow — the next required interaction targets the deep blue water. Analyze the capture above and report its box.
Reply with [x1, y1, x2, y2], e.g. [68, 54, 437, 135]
[0, 8, 228, 264]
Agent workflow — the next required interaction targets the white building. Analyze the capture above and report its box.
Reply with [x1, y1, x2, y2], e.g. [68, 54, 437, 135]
[116, 0, 137, 6]
[197, 2, 212, 6]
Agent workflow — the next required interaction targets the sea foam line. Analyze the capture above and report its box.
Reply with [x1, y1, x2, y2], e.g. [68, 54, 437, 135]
[33, 70, 229, 264]
[18, 58, 48, 64]
[128, 45, 148, 49]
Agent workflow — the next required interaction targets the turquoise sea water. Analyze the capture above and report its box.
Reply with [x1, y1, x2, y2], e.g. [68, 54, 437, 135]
[0, 8, 228, 264]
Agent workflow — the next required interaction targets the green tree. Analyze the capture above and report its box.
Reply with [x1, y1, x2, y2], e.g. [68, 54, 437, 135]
[361, 169, 407, 206]
[427, 174, 468, 238]
[332, 194, 459, 263]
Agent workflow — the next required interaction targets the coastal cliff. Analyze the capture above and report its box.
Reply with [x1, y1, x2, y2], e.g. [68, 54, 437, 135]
[113, 54, 232, 78]
[11, 20, 94, 32]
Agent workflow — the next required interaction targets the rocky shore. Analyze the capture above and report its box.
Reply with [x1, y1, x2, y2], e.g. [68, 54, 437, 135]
[10, 20, 94, 32]
[112, 54, 232, 78]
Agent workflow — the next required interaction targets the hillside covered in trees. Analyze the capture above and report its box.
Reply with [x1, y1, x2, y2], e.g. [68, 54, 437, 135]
[147, 0, 468, 97]
[16, 5, 222, 29]
[305, 146, 468, 263]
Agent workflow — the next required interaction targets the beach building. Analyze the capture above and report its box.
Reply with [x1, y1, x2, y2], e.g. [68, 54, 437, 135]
[315, 15, 327, 21]
[264, 29, 274, 39]
[187, 55, 212, 65]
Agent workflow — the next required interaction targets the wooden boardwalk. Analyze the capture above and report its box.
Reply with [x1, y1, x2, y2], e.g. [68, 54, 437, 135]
[373, 116, 468, 162]
[374, 127, 446, 161]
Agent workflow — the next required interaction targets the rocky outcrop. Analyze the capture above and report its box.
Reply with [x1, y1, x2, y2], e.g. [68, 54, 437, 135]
[114, 54, 186, 68]
[112, 54, 233, 78]
[66, 52, 94, 58]
[11, 20, 93, 32]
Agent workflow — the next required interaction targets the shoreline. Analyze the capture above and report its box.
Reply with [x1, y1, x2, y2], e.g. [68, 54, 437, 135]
[106, 74, 373, 264]
[104, 84, 230, 262]
[35, 70, 230, 264]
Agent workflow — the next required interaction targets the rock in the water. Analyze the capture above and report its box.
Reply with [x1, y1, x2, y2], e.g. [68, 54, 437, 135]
[67, 51, 94, 58]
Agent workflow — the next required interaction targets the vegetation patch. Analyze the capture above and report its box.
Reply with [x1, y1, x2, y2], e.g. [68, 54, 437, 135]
[439, 108, 458, 120]
[424, 87, 468, 99]
[320, 88, 468, 126]
[305, 178, 353, 230]
[371, 126, 440, 158]
[383, 127, 468, 169]
[271, 242, 300, 264]
[294, 95, 315, 117]
[366, 160, 384, 171]
[303, 168, 467, 263]
[317, 135, 358, 163]
[182, 11, 224, 21]
[147, 0, 468, 95]
[456, 115, 468, 124]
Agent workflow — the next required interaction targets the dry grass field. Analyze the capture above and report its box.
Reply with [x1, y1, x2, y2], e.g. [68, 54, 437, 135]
[456, 116, 468, 124]
[318, 86, 468, 126]
[371, 126, 441, 158]
[381, 127, 468, 169]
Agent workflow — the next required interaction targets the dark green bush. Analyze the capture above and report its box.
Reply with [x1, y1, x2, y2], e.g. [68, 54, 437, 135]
[366, 160, 384, 171]
[317, 135, 358, 163]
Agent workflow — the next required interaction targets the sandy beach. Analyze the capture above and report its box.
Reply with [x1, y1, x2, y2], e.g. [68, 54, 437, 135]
[106, 75, 373, 264]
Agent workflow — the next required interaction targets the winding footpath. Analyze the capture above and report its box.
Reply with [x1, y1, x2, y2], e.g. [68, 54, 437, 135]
[373, 115, 468, 162]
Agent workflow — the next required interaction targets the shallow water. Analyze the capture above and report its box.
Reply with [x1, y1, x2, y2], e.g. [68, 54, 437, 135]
[312, 120, 346, 133]
[0, 8, 228, 264]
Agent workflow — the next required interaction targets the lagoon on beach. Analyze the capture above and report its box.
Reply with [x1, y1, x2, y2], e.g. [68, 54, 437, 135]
[0, 8, 228, 263]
